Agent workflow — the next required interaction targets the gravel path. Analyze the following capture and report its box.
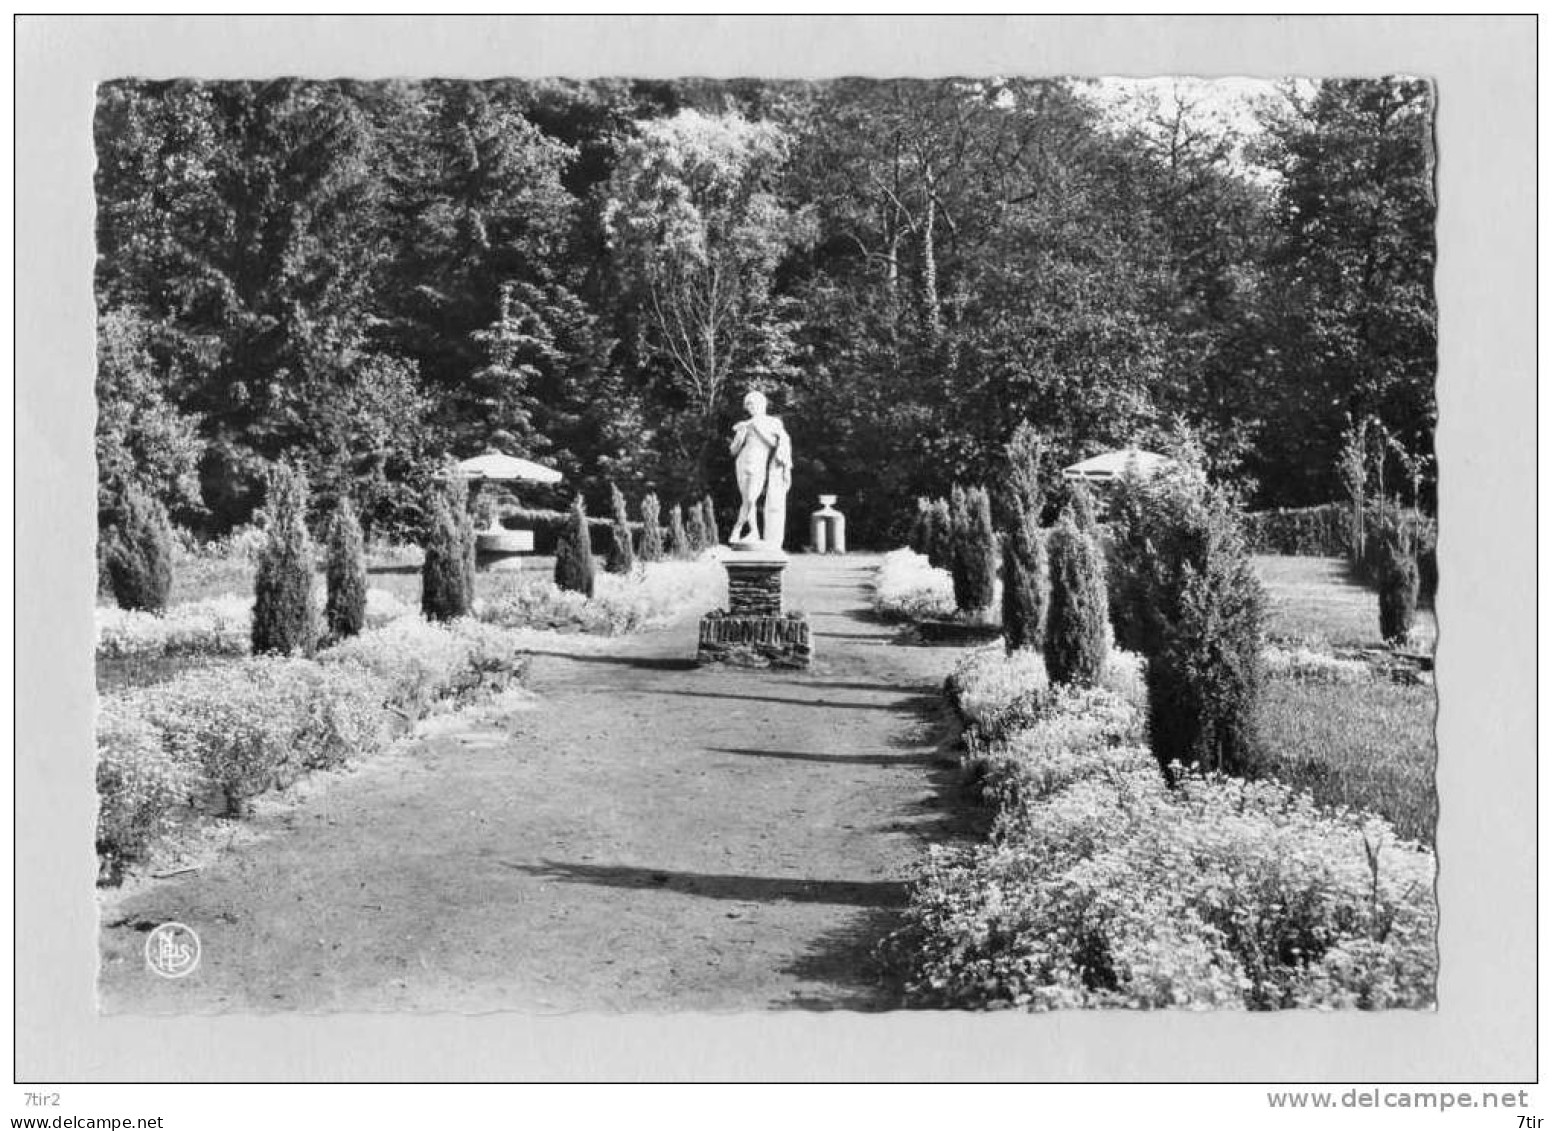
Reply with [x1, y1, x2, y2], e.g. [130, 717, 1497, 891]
[98, 553, 977, 1013]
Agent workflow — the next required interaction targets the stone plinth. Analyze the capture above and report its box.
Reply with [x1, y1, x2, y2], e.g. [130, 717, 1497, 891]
[476, 528, 534, 571]
[698, 545, 811, 668]
[698, 611, 812, 669]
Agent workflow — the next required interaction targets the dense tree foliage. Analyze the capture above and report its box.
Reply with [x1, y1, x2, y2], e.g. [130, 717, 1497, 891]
[95, 77, 1435, 545]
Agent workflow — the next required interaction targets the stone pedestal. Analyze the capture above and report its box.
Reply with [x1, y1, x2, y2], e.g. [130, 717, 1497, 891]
[810, 495, 847, 554]
[697, 545, 812, 668]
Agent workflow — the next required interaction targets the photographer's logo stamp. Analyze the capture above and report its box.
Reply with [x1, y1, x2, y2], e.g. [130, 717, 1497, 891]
[145, 921, 201, 978]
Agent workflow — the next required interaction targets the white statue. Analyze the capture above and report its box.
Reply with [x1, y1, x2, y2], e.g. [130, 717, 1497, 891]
[729, 390, 792, 549]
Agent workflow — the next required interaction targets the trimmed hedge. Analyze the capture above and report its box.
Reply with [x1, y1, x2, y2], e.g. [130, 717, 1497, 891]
[1243, 504, 1349, 557]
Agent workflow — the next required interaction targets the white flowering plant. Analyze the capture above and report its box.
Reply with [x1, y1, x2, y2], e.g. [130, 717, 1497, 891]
[478, 559, 720, 636]
[893, 645, 1438, 1011]
[872, 549, 957, 621]
[95, 698, 198, 876]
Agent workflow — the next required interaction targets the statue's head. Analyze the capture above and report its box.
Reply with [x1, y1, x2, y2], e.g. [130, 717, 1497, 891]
[743, 390, 768, 416]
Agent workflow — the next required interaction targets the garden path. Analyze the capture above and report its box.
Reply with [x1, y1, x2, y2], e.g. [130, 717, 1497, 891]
[98, 554, 978, 1013]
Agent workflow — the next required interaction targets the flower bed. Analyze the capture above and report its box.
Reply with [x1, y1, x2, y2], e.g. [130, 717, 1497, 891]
[95, 616, 527, 878]
[96, 587, 416, 660]
[892, 645, 1438, 1010]
[478, 559, 720, 636]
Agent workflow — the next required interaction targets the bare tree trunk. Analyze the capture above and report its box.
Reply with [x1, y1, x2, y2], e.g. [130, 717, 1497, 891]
[920, 186, 942, 339]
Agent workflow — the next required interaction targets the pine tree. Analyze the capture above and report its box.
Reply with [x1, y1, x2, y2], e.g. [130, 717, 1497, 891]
[324, 494, 368, 640]
[1045, 509, 1109, 686]
[252, 464, 318, 654]
[640, 493, 664, 562]
[100, 483, 174, 613]
[668, 501, 690, 558]
[554, 495, 596, 596]
[421, 486, 473, 622]
[606, 481, 636, 574]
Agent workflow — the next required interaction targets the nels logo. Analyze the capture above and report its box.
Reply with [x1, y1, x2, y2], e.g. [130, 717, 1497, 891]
[145, 921, 201, 979]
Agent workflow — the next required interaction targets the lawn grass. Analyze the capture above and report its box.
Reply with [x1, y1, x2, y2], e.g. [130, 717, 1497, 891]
[1255, 554, 1437, 652]
[1250, 676, 1437, 845]
[1249, 553, 1437, 845]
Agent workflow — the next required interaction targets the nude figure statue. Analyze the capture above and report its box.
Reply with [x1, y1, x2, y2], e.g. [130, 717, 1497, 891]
[728, 390, 792, 549]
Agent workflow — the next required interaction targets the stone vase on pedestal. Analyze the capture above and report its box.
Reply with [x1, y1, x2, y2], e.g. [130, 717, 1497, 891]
[810, 495, 846, 554]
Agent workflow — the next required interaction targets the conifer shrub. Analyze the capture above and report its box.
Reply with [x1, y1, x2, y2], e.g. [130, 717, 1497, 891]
[951, 486, 999, 614]
[685, 499, 708, 552]
[1001, 515, 1047, 653]
[252, 464, 318, 655]
[606, 482, 636, 574]
[668, 502, 690, 558]
[1147, 494, 1265, 777]
[640, 492, 665, 562]
[457, 489, 477, 606]
[701, 495, 720, 548]
[554, 495, 596, 597]
[100, 483, 174, 613]
[1377, 527, 1420, 645]
[1106, 447, 1266, 777]
[420, 487, 473, 622]
[324, 494, 368, 641]
[927, 497, 954, 570]
[1045, 509, 1109, 687]
[1067, 478, 1098, 532]
[1004, 420, 1044, 528]
[908, 498, 931, 555]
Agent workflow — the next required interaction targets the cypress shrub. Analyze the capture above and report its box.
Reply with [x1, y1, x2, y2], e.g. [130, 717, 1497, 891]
[1104, 469, 1155, 655]
[951, 485, 998, 614]
[1001, 518, 1047, 653]
[640, 493, 664, 562]
[1004, 420, 1044, 528]
[927, 497, 954, 570]
[701, 495, 720, 548]
[421, 486, 473, 622]
[1067, 478, 1098, 532]
[457, 490, 477, 605]
[101, 483, 173, 613]
[1143, 485, 1266, 779]
[324, 494, 368, 641]
[554, 495, 596, 596]
[908, 498, 931, 555]
[668, 502, 690, 558]
[606, 482, 636, 574]
[1378, 529, 1420, 645]
[686, 499, 709, 552]
[252, 464, 318, 655]
[1045, 509, 1109, 686]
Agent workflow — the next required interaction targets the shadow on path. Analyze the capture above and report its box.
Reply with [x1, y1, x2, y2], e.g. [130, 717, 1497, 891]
[521, 650, 699, 672]
[709, 746, 932, 767]
[654, 688, 912, 711]
[504, 860, 907, 909]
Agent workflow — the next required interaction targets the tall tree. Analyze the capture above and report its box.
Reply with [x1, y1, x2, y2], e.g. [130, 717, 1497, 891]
[1253, 78, 1436, 506]
[602, 108, 814, 490]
